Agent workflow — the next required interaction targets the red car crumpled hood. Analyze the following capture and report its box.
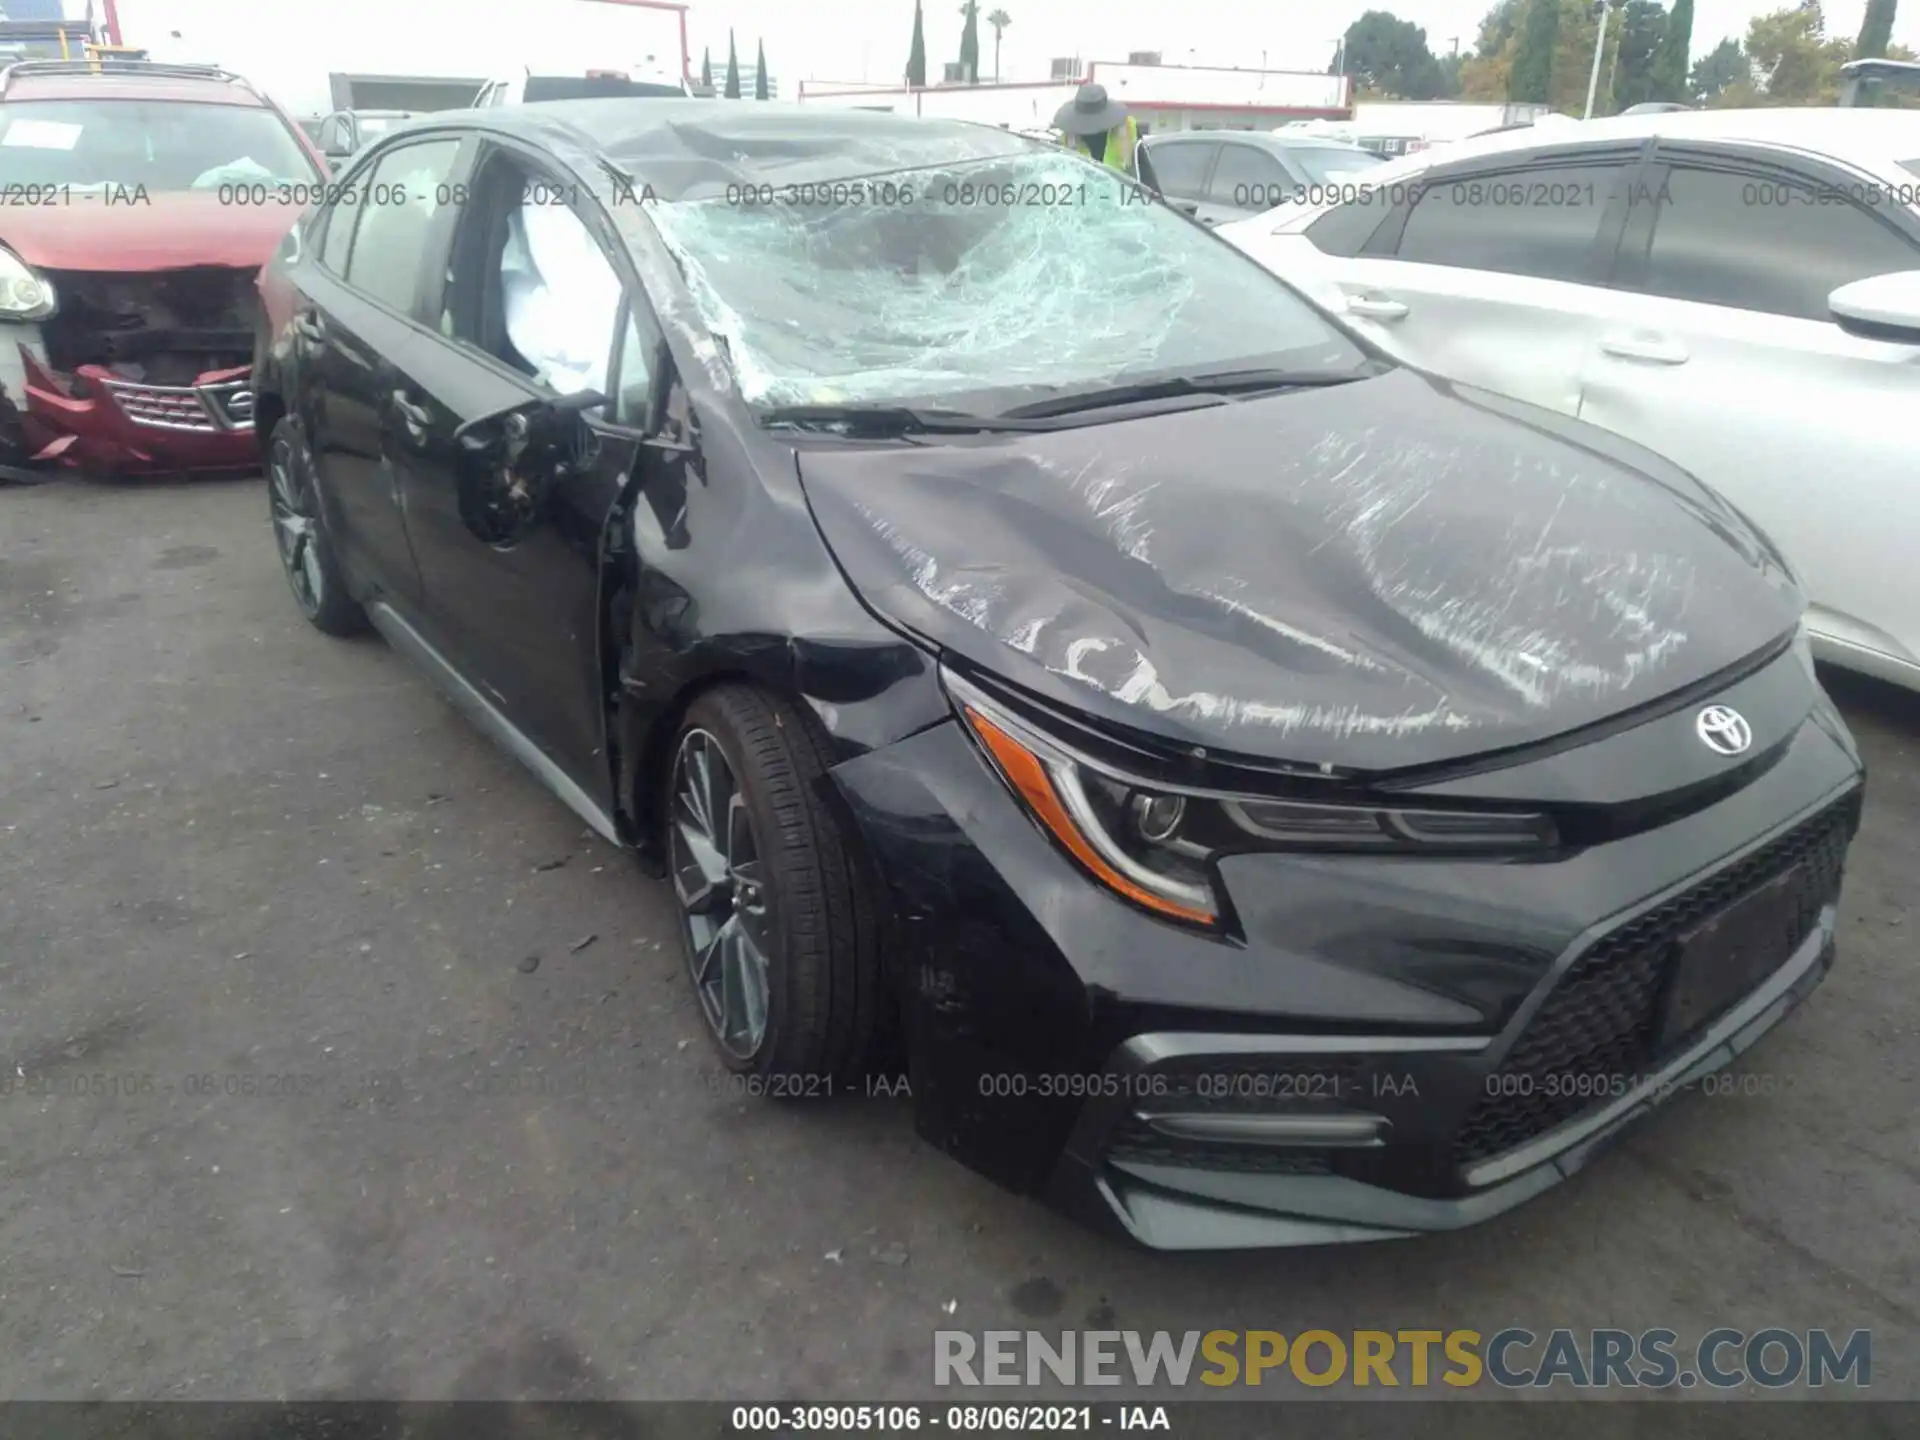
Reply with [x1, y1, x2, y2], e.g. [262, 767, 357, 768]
[0, 191, 301, 271]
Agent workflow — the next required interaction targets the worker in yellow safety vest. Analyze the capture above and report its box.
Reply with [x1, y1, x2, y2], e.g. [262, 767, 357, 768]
[1052, 83, 1137, 173]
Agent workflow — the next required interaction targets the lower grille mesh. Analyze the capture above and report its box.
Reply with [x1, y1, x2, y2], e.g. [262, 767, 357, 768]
[1452, 795, 1857, 1170]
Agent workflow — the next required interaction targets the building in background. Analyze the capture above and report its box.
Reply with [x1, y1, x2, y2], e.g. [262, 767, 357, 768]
[799, 61, 1350, 133]
[325, 72, 484, 111]
[0, 0, 101, 62]
[110, 0, 690, 117]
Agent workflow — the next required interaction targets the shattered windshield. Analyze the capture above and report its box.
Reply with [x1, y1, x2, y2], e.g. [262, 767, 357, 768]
[0, 99, 318, 191]
[644, 147, 1366, 411]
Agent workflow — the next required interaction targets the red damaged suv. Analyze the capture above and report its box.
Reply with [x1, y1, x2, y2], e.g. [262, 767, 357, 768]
[0, 60, 325, 483]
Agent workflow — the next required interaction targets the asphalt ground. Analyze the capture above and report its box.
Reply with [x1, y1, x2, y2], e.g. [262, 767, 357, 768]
[2, 473, 1917, 1408]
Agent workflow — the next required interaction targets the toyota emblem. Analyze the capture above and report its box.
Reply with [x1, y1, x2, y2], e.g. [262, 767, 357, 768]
[1696, 705, 1753, 757]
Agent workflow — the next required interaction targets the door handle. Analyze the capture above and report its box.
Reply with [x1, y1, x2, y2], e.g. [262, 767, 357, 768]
[390, 391, 432, 438]
[1345, 295, 1409, 321]
[1599, 332, 1689, 365]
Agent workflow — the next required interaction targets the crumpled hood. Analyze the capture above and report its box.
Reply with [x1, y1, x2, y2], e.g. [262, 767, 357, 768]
[795, 367, 1802, 772]
[1, 192, 299, 272]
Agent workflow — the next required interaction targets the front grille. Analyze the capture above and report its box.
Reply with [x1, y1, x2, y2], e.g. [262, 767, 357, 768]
[1453, 795, 1857, 1171]
[104, 380, 217, 431]
[102, 377, 252, 433]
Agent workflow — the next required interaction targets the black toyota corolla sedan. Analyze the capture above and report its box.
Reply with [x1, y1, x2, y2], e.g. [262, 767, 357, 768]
[253, 100, 1864, 1250]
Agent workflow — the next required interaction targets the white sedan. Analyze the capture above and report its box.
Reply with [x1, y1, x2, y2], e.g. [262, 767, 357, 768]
[1222, 108, 1920, 693]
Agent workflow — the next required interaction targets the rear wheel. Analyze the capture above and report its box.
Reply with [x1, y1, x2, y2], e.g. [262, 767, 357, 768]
[268, 415, 365, 637]
[666, 685, 883, 1084]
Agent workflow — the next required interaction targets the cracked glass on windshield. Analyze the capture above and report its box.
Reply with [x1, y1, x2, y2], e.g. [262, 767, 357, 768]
[644, 146, 1366, 411]
[0, 99, 319, 191]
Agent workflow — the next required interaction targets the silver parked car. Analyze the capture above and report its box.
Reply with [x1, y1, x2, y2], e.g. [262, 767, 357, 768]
[1136, 129, 1384, 227]
[1223, 108, 1920, 692]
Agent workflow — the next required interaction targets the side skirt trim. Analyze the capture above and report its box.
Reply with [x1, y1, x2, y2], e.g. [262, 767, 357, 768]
[366, 600, 622, 847]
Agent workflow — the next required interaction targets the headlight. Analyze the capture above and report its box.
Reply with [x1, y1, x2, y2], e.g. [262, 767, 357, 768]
[945, 668, 1558, 930]
[0, 246, 56, 321]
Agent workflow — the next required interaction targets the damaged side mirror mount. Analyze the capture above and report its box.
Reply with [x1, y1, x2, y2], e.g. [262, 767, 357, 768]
[453, 388, 609, 458]
[641, 335, 697, 462]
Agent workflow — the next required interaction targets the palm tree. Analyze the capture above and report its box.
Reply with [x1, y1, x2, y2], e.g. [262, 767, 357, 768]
[987, 9, 1010, 83]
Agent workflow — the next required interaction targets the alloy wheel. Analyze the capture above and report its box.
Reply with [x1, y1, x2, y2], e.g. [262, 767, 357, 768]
[669, 728, 774, 1059]
[268, 431, 325, 617]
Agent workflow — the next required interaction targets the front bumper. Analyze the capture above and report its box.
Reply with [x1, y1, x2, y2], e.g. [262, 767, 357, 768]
[828, 653, 1864, 1250]
[1067, 901, 1835, 1249]
[0, 332, 256, 480]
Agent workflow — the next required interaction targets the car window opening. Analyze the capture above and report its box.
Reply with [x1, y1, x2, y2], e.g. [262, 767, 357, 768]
[444, 153, 622, 399]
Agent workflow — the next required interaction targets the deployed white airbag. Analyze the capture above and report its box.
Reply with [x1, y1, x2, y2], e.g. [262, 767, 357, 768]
[501, 189, 621, 396]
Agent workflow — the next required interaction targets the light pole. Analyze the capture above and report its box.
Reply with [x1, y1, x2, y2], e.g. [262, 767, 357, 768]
[1583, 0, 1617, 119]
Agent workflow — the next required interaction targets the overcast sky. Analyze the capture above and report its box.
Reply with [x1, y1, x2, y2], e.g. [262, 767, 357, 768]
[688, 0, 1920, 86]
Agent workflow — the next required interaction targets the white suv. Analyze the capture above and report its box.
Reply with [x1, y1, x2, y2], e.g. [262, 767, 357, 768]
[1222, 108, 1920, 692]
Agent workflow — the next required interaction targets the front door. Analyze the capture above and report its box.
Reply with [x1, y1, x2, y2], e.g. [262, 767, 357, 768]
[386, 142, 663, 808]
[1577, 144, 1920, 673]
[1315, 146, 1644, 419]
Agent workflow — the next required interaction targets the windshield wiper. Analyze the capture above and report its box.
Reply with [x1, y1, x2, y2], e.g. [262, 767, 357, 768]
[757, 403, 1051, 435]
[1000, 365, 1378, 421]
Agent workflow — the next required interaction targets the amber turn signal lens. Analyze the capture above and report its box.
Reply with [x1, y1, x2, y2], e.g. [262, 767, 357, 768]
[963, 705, 1217, 927]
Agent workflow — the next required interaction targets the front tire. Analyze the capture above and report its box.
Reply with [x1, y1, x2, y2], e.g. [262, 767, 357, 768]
[666, 685, 883, 1085]
[267, 415, 365, 637]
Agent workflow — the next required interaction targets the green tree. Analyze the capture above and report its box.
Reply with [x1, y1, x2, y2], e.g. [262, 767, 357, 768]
[958, 1, 981, 83]
[1545, 0, 1623, 111]
[1509, 0, 1561, 101]
[1458, 47, 1513, 97]
[700, 47, 713, 91]
[1746, 2, 1849, 103]
[755, 39, 769, 99]
[987, 9, 1011, 81]
[1335, 10, 1449, 98]
[1609, 0, 1669, 110]
[725, 29, 741, 98]
[907, 0, 927, 86]
[1651, 0, 1694, 99]
[1477, 0, 1526, 56]
[1688, 34, 1749, 102]
[1858, 0, 1898, 57]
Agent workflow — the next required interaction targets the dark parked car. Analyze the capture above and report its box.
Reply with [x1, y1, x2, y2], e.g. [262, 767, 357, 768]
[254, 100, 1864, 1250]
